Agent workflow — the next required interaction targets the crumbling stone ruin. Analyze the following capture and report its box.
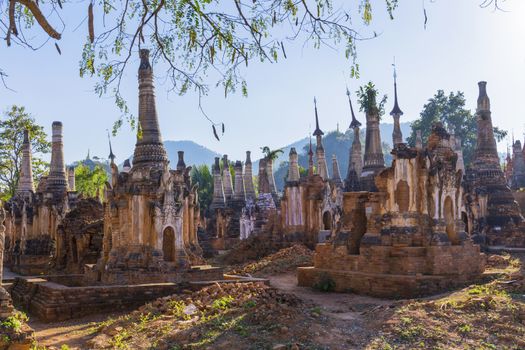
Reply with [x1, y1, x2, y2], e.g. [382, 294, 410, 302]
[0, 204, 35, 349]
[56, 197, 104, 273]
[297, 81, 491, 298]
[464, 82, 525, 248]
[84, 49, 217, 285]
[206, 154, 254, 250]
[205, 148, 285, 252]
[4, 125, 78, 275]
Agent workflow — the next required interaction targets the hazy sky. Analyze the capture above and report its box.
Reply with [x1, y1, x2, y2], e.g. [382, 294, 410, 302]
[1, 0, 525, 165]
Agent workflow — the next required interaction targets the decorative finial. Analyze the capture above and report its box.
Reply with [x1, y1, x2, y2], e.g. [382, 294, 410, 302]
[313, 97, 324, 137]
[390, 58, 403, 116]
[393, 56, 397, 83]
[107, 129, 116, 164]
[347, 86, 361, 129]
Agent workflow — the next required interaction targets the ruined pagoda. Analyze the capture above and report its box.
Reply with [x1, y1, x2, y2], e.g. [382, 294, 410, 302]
[91, 49, 211, 284]
[17, 130, 35, 195]
[464, 81, 525, 248]
[345, 88, 363, 192]
[360, 87, 385, 191]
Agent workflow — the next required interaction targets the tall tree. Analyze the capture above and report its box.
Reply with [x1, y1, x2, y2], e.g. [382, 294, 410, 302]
[75, 164, 108, 200]
[0, 1, 401, 131]
[406, 90, 507, 166]
[190, 164, 213, 215]
[0, 105, 50, 201]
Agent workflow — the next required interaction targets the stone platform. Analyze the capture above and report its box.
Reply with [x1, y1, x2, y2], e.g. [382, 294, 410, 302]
[297, 243, 486, 298]
[10, 268, 269, 322]
[297, 267, 485, 298]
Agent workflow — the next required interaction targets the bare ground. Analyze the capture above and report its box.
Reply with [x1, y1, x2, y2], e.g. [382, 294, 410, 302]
[19, 253, 525, 349]
[29, 312, 128, 349]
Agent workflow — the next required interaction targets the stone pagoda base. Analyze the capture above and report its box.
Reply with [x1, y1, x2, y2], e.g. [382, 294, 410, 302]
[298, 243, 485, 298]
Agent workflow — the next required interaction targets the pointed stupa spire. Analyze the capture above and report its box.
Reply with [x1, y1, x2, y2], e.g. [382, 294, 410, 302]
[17, 129, 34, 194]
[107, 130, 116, 164]
[312, 98, 329, 180]
[346, 87, 363, 185]
[347, 87, 361, 129]
[308, 136, 314, 177]
[390, 60, 403, 145]
[312, 97, 324, 137]
[390, 60, 403, 116]
[132, 49, 168, 169]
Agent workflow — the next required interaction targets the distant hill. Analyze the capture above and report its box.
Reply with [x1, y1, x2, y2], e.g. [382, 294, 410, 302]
[252, 136, 309, 174]
[73, 123, 411, 191]
[123, 140, 220, 168]
[164, 140, 220, 167]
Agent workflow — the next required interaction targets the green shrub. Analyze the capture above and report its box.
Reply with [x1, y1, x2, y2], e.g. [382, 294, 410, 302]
[313, 273, 336, 292]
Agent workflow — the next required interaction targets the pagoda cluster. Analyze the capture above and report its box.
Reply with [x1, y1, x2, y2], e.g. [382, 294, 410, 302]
[1, 49, 524, 300]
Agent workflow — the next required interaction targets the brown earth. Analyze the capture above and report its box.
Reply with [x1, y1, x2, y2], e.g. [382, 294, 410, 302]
[228, 244, 313, 276]
[22, 251, 525, 350]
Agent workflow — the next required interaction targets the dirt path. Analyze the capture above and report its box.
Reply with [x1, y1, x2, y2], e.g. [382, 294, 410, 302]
[29, 311, 126, 349]
[265, 272, 399, 348]
[267, 272, 393, 318]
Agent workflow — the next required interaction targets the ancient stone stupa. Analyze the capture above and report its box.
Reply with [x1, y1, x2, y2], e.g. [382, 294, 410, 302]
[464, 82, 525, 248]
[298, 121, 485, 297]
[4, 124, 78, 275]
[88, 49, 215, 285]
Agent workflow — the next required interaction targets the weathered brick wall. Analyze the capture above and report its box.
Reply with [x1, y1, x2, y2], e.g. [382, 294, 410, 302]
[11, 277, 182, 322]
[301, 241, 485, 298]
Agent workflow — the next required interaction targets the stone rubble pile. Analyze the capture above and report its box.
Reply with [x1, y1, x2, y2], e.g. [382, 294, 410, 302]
[218, 233, 282, 265]
[230, 244, 313, 276]
[140, 282, 302, 317]
[88, 282, 305, 349]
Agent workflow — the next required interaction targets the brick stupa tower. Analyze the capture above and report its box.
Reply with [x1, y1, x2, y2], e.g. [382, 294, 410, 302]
[17, 130, 34, 195]
[464, 81, 525, 248]
[360, 87, 385, 191]
[345, 88, 363, 192]
[91, 49, 214, 284]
